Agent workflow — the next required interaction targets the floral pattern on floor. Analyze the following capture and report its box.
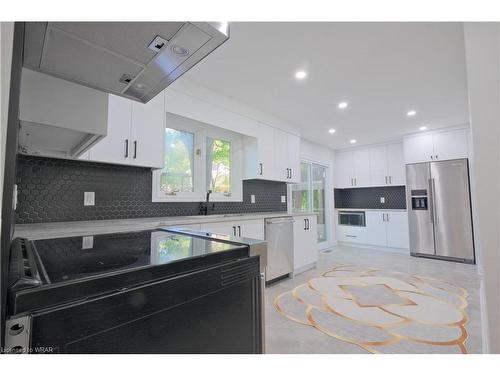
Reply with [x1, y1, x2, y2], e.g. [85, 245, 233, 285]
[273, 265, 469, 354]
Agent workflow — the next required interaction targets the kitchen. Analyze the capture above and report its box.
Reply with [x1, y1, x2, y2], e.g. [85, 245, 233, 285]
[1, 14, 500, 362]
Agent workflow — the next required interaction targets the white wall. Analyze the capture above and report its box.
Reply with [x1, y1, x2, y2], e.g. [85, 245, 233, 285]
[463, 22, 500, 354]
[0, 22, 15, 227]
[165, 79, 300, 138]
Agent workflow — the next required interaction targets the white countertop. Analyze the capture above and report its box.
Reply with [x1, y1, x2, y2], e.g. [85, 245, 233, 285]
[335, 208, 408, 212]
[14, 211, 313, 240]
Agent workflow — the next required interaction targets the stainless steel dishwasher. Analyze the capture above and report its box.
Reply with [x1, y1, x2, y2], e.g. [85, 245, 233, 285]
[265, 217, 294, 282]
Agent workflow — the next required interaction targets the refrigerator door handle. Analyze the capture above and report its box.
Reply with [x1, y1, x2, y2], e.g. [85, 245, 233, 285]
[431, 178, 437, 226]
[428, 178, 434, 223]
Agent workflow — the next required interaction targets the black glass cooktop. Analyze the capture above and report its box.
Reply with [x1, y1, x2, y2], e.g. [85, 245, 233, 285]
[32, 230, 243, 284]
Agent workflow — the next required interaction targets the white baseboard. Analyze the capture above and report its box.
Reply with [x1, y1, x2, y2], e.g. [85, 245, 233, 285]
[292, 262, 316, 277]
[337, 241, 410, 255]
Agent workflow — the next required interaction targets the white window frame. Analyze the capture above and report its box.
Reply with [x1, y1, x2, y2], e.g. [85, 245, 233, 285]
[152, 113, 243, 203]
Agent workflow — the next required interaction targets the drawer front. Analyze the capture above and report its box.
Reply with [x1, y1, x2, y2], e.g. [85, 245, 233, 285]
[337, 226, 367, 244]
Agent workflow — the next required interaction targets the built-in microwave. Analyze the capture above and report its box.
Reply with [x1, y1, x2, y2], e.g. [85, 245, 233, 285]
[338, 211, 366, 227]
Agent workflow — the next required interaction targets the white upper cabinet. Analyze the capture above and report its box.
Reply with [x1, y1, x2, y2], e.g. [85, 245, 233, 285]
[129, 93, 165, 168]
[89, 92, 165, 168]
[89, 95, 132, 165]
[403, 134, 434, 164]
[18, 68, 108, 158]
[286, 132, 301, 183]
[403, 128, 468, 164]
[258, 127, 276, 180]
[369, 146, 388, 186]
[335, 149, 370, 188]
[336, 142, 405, 188]
[352, 149, 371, 187]
[273, 129, 301, 183]
[431, 129, 468, 161]
[243, 127, 299, 183]
[386, 143, 406, 185]
[369, 143, 405, 186]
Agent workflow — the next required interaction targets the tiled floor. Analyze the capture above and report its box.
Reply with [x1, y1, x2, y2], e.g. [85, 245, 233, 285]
[265, 245, 483, 354]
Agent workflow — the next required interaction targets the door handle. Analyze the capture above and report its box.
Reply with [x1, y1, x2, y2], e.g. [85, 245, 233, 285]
[389, 176, 392, 184]
[259, 163, 263, 175]
[306, 218, 309, 230]
[232, 226, 236, 236]
[386, 213, 389, 222]
[124, 139, 129, 158]
[431, 155, 433, 160]
[431, 178, 437, 226]
[304, 219, 307, 230]
[238, 225, 242, 236]
[133, 140, 137, 159]
[289, 168, 292, 180]
[382, 213, 385, 222]
[385, 176, 388, 184]
[435, 155, 439, 160]
[428, 178, 434, 223]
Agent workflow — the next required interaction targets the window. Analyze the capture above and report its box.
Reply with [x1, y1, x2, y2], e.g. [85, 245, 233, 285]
[206, 137, 232, 196]
[153, 113, 242, 202]
[160, 128, 195, 194]
[292, 161, 329, 245]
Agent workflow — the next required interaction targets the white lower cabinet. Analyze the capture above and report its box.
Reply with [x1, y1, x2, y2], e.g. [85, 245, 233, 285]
[337, 225, 367, 244]
[200, 221, 237, 236]
[200, 219, 265, 240]
[338, 210, 409, 250]
[385, 212, 409, 248]
[293, 215, 318, 272]
[365, 212, 388, 247]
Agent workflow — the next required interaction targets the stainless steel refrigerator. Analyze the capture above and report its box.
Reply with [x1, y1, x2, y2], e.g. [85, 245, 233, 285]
[406, 159, 475, 263]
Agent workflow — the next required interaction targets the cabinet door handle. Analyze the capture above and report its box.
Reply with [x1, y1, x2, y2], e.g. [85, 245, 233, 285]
[238, 225, 242, 236]
[389, 176, 392, 184]
[304, 219, 307, 230]
[354, 178, 357, 186]
[289, 168, 292, 179]
[431, 155, 433, 160]
[259, 163, 263, 175]
[386, 213, 389, 222]
[382, 213, 385, 222]
[133, 140, 137, 159]
[307, 218, 310, 230]
[435, 155, 438, 160]
[232, 226, 236, 236]
[385, 176, 387, 184]
[351, 178, 353, 186]
[124, 139, 129, 158]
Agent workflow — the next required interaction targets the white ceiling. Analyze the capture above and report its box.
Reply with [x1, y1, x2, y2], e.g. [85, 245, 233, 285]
[181, 22, 469, 150]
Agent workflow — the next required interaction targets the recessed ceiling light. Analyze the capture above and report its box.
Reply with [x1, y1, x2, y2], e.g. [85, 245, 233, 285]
[328, 128, 336, 134]
[419, 126, 428, 131]
[338, 101, 348, 109]
[295, 70, 307, 80]
[407, 110, 417, 117]
[350, 139, 357, 144]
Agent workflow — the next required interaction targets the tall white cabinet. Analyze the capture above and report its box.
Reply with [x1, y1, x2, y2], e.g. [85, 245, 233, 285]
[87, 93, 165, 169]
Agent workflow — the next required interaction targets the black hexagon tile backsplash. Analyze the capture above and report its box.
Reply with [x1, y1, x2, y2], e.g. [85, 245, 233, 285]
[16, 155, 287, 224]
[334, 186, 407, 210]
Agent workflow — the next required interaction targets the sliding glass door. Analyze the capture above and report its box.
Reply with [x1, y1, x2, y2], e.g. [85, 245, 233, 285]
[292, 161, 329, 245]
